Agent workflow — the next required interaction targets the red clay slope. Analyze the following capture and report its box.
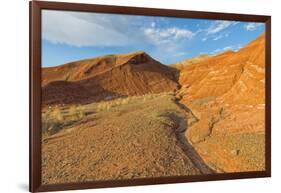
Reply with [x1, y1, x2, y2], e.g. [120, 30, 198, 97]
[42, 51, 179, 106]
[179, 33, 265, 106]
[177, 33, 265, 172]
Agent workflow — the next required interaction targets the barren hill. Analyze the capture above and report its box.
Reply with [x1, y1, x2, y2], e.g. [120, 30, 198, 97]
[177, 34, 266, 172]
[179, 34, 265, 105]
[42, 51, 179, 105]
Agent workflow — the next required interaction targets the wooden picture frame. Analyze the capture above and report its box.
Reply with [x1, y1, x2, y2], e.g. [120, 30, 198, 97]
[30, 1, 271, 192]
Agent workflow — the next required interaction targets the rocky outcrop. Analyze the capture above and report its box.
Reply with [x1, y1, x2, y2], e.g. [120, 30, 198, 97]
[42, 51, 179, 105]
[177, 34, 266, 172]
[179, 34, 265, 106]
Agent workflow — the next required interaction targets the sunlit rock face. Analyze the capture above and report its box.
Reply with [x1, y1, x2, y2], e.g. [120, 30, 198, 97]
[42, 51, 179, 105]
[177, 34, 266, 172]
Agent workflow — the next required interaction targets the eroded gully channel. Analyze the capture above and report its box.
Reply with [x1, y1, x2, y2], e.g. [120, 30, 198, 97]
[171, 88, 215, 174]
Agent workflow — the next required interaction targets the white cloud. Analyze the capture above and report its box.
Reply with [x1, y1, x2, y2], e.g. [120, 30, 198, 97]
[42, 10, 195, 52]
[244, 23, 263, 31]
[199, 21, 237, 42]
[211, 44, 243, 55]
[213, 33, 229, 41]
[144, 27, 194, 44]
[173, 52, 186, 56]
[212, 48, 221, 54]
[206, 21, 238, 34]
[42, 10, 134, 47]
[235, 44, 243, 51]
[199, 52, 207, 55]
[142, 26, 194, 62]
[222, 46, 233, 50]
[213, 34, 223, 41]
[212, 46, 232, 54]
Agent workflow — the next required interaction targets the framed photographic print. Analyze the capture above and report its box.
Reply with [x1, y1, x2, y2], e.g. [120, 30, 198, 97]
[30, 1, 271, 192]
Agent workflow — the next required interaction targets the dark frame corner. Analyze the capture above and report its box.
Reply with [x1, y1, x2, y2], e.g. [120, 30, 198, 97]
[30, 1, 271, 192]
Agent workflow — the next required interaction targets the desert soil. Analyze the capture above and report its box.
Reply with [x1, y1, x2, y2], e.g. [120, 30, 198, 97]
[42, 93, 213, 184]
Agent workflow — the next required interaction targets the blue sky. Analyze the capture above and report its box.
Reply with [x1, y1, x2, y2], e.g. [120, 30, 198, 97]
[42, 10, 265, 67]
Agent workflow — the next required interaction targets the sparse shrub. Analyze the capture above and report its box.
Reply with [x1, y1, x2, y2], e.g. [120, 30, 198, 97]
[68, 105, 77, 115]
[52, 108, 63, 121]
[42, 105, 86, 135]
[96, 103, 106, 111]
[106, 103, 112, 111]
[42, 118, 63, 135]
[121, 98, 130, 105]
[78, 110, 85, 119]
[95, 97, 133, 112]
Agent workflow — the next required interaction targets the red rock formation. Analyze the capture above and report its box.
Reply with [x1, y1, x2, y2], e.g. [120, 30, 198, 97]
[42, 51, 179, 105]
[178, 34, 266, 172]
[179, 34, 265, 105]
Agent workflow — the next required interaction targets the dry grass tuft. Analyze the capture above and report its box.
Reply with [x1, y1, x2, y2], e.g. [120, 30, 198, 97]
[42, 93, 174, 135]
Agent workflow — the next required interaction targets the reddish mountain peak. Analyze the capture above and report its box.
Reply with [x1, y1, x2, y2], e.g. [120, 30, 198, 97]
[178, 33, 265, 105]
[42, 51, 179, 106]
[42, 51, 155, 86]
